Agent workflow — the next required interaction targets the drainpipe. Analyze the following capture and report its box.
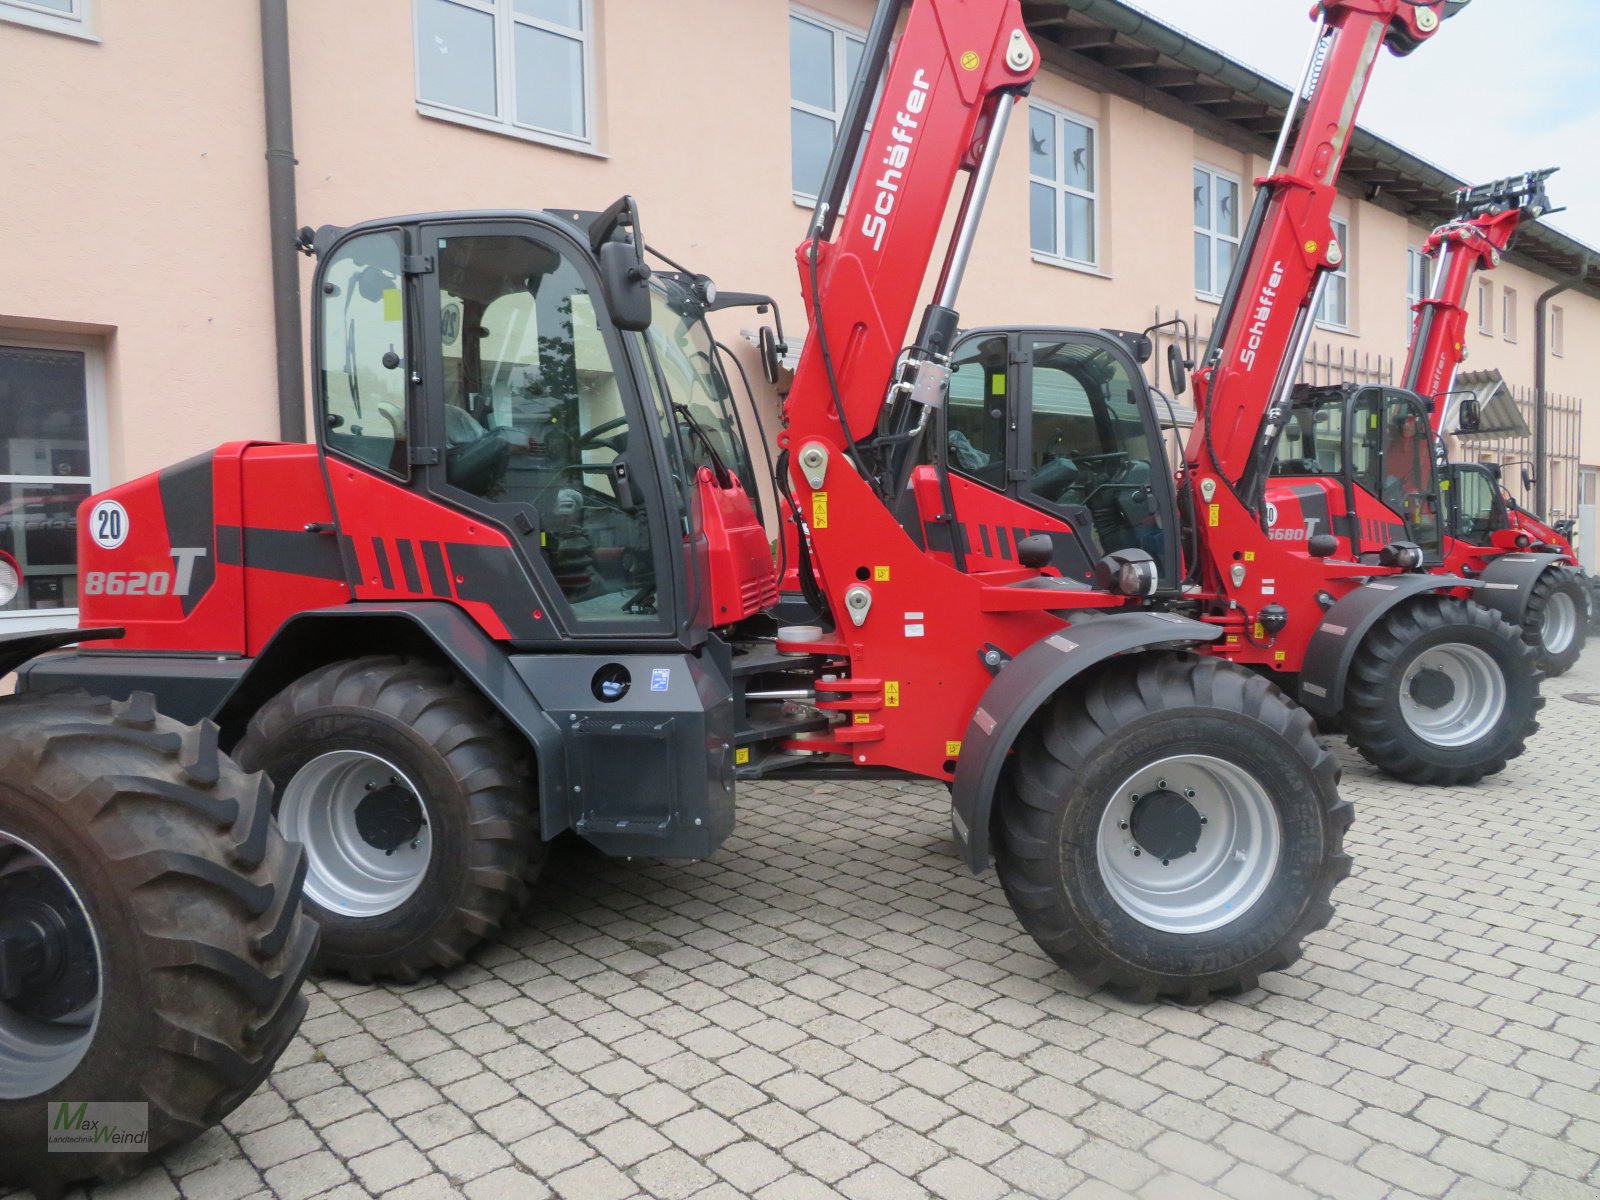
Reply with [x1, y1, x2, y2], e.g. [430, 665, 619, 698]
[260, 0, 306, 442]
[1533, 249, 1591, 518]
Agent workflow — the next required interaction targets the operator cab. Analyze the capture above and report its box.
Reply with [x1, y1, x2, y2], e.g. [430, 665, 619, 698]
[920, 327, 1181, 592]
[1267, 383, 1444, 564]
[312, 204, 769, 646]
[1442, 462, 1511, 541]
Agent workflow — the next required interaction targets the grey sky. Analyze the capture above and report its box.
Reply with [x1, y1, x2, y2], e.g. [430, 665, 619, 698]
[1123, 1, 1600, 249]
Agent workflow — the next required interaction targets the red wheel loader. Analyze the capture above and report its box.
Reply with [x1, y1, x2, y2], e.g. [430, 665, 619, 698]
[19, 0, 1477, 999]
[1401, 169, 1592, 673]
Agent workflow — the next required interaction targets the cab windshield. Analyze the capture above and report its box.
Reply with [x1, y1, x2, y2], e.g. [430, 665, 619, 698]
[641, 280, 756, 501]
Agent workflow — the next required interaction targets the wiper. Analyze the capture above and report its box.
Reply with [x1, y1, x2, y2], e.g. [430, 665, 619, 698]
[673, 403, 733, 489]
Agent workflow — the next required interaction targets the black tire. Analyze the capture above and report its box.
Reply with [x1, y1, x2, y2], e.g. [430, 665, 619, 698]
[1343, 597, 1541, 786]
[0, 693, 316, 1198]
[993, 653, 1350, 1003]
[234, 656, 541, 982]
[1523, 568, 1588, 677]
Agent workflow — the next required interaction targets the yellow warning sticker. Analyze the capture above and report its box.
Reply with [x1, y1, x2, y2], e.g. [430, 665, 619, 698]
[1208, 503, 1221, 527]
[854, 713, 870, 725]
[735, 747, 750, 765]
[1244, 551, 1256, 562]
[812, 491, 829, 529]
[1274, 651, 1287, 662]
[945, 740, 962, 757]
[1304, 240, 1319, 256]
[1227, 635, 1240, 644]
[885, 681, 900, 707]
[382, 288, 403, 322]
[1254, 623, 1266, 640]
[991, 374, 1006, 395]
[960, 50, 981, 71]
[874, 565, 891, 582]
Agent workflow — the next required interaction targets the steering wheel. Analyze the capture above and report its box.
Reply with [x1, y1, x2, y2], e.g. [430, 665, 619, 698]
[576, 415, 630, 456]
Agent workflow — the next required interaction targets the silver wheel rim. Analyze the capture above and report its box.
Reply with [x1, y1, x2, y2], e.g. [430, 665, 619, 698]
[1096, 755, 1282, 934]
[1541, 590, 1578, 656]
[278, 751, 433, 917]
[1399, 643, 1507, 748]
[0, 832, 102, 1099]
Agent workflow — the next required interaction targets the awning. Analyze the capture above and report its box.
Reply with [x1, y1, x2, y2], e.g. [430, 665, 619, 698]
[1452, 368, 1530, 440]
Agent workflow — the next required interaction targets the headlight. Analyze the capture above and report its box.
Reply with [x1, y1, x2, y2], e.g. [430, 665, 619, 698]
[0, 552, 19, 607]
[1378, 541, 1424, 571]
[1094, 549, 1159, 597]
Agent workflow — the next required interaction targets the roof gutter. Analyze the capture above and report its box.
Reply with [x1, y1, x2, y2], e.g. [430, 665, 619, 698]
[260, 0, 306, 442]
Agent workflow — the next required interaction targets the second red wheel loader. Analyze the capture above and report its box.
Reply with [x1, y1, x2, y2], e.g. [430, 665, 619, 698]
[16, 0, 1388, 1002]
[898, 0, 1540, 786]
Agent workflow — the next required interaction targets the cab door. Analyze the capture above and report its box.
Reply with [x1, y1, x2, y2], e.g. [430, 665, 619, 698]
[1014, 332, 1180, 588]
[415, 219, 681, 642]
[1445, 463, 1508, 541]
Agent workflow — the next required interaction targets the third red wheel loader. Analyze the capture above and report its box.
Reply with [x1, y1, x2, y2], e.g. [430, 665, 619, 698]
[895, 0, 1541, 787]
[14, 0, 1407, 1003]
[1402, 168, 1592, 674]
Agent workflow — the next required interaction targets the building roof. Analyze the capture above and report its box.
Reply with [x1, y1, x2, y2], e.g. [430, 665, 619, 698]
[1024, 0, 1600, 299]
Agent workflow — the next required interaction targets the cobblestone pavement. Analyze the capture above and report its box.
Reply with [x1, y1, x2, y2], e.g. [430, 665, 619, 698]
[24, 652, 1600, 1200]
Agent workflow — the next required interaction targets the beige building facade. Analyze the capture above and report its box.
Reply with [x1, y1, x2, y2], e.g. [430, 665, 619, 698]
[3, 0, 1597, 629]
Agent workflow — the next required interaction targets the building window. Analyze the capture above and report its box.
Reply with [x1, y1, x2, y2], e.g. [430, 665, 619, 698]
[789, 9, 866, 203]
[1315, 217, 1351, 330]
[1029, 103, 1098, 269]
[1194, 165, 1241, 301]
[0, 335, 107, 628]
[414, 0, 594, 151]
[1478, 280, 1494, 333]
[0, 0, 94, 40]
[1552, 304, 1565, 357]
[1406, 246, 1432, 332]
[1503, 287, 1518, 342]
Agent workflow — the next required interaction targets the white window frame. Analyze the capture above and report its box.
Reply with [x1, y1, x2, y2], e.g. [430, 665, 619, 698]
[1406, 246, 1432, 333]
[789, 6, 867, 207]
[1192, 163, 1242, 303]
[0, 0, 94, 40]
[1552, 304, 1565, 357]
[413, 0, 598, 156]
[1478, 279, 1494, 334]
[1315, 216, 1352, 331]
[1502, 286, 1518, 343]
[0, 330, 109, 632]
[1029, 101, 1101, 273]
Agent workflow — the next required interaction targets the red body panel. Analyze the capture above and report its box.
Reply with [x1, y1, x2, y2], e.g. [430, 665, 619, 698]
[693, 468, 778, 625]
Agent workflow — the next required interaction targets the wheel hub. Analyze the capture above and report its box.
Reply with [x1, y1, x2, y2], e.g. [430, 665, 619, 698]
[1397, 643, 1507, 748]
[1096, 756, 1282, 934]
[1408, 665, 1456, 709]
[1128, 790, 1203, 862]
[278, 750, 434, 917]
[355, 784, 426, 854]
[0, 869, 96, 1019]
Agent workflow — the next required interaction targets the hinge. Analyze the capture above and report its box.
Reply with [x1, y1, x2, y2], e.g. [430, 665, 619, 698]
[403, 254, 435, 275]
[1007, 469, 1028, 482]
[409, 446, 441, 465]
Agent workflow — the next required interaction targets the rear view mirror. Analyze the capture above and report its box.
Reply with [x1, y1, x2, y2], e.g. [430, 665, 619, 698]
[1522, 466, 1534, 491]
[1457, 397, 1480, 434]
[600, 239, 652, 332]
[1167, 344, 1187, 396]
[758, 326, 781, 387]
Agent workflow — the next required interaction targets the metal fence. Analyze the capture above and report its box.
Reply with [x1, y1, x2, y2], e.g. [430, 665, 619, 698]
[1463, 385, 1583, 521]
[1146, 305, 1582, 520]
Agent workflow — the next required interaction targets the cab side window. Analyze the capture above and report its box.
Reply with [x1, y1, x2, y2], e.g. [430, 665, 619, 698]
[945, 336, 1007, 487]
[1348, 390, 1385, 500]
[320, 232, 409, 476]
[1455, 469, 1499, 539]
